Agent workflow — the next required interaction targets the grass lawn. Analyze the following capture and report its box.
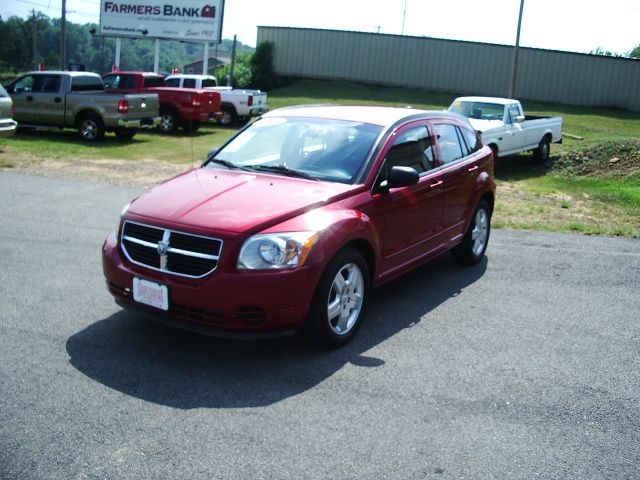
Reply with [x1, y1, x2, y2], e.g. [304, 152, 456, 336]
[1, 78, 639, 237]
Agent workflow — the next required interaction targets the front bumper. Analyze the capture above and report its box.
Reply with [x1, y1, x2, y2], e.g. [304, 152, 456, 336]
[117, 116, 161, 129]
[102, 231, 322, 337]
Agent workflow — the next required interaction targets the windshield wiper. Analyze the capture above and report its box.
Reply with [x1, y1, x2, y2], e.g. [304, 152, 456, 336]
[245, 164, 318, 181]
[208, 159, 252, 171]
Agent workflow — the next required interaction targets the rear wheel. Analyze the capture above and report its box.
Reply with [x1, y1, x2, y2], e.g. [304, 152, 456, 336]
[303, 248, 370, 348]
[78, 114, 105, 142]
[159, 109, 179, 133]
[218, 106, 238, 126]
[534, 137, 550, 162]
[452, 200, 492, 265]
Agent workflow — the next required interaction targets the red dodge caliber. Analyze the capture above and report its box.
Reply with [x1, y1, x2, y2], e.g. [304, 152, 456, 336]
[103, 105, 496, 347]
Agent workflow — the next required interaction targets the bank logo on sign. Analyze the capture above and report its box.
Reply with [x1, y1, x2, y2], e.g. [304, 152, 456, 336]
[201, 5, 215, 18]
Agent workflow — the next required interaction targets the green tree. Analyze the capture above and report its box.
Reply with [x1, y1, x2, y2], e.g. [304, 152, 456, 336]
[628, 44, 640, 58]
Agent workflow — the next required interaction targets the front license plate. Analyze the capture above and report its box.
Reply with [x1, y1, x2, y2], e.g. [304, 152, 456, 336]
[133, 277, 169, 311]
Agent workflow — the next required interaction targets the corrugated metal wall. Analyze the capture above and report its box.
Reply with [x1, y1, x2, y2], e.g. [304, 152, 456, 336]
[257, 26, 640, 112]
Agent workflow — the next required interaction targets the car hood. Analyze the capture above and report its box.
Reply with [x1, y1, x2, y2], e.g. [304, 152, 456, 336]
[467, 118, 504, 132]
[128, 167, 357, 233]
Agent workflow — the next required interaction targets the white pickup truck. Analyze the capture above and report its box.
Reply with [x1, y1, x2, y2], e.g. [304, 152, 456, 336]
[448, 97, 563, 161]
[165, 74, 268, 126]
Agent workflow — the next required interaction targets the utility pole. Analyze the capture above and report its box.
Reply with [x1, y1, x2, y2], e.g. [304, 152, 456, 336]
[509, 0, 525, 98]
[31, 10, 39, 69]
[401, 0, 407, 35]
[60, 0, 67, 70]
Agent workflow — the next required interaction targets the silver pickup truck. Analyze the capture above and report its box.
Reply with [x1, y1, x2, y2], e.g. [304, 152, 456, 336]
[7, 71, 160, 141]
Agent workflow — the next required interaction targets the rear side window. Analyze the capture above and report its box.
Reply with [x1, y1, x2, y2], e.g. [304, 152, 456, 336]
[433, 124, 465, 165]
[102, 74, 136, 89]
[143, 76, 165, 88]
[70, 75, 103, 91]
[459, 126, 481, 155]
[34, 75, 61, 93]
[202, 78, 217, 87]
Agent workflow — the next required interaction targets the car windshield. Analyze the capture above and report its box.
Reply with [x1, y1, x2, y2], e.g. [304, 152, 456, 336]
[207, 116, 383, 183]
[449, 101, 504, 121]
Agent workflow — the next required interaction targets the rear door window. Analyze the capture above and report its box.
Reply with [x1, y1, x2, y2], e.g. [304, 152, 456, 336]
[432, 124, 465, 165]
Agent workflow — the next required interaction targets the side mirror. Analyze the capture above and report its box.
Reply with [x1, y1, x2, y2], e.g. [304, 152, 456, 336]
[380, 166, 419, 190]
[516, 115, 525, 123]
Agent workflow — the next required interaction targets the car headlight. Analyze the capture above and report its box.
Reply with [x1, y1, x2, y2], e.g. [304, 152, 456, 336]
[238, 232, 320, 270]
[120, 202, 131, 217]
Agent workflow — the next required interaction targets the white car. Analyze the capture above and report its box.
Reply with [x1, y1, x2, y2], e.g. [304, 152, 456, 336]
[449, 96, 563, 161]
[165, 74, 268, 126]
[0, 84, 17, 137]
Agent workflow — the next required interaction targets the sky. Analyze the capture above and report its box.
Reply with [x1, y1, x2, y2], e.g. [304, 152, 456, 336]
[1, 0, 639, 55]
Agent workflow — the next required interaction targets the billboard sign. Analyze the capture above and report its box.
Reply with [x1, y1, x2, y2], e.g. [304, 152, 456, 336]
[99, 0, 224, 42]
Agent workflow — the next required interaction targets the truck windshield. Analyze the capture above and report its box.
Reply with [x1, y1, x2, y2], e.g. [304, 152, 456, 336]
[207, 117, 383, 184]
[449, 101, 504, 121]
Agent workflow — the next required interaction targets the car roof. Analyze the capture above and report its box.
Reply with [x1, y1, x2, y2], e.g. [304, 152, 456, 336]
[167, 74, 215, 79]
[263, 105, 467, 127]
[27, 71, 100, 77]
[454, 96, 518, 105]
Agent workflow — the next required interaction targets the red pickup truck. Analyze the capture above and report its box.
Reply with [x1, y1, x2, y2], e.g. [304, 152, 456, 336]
[103, 105, 495, 348]
[102, 71, 220, 133]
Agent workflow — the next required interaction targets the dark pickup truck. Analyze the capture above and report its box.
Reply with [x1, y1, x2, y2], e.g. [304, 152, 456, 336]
[7, 71, 160, 141]
[102, 72, 221, 133]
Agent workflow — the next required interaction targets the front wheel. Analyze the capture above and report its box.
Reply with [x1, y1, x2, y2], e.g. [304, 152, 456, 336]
[452, 200, 492, 265]
[303, 248, 370, 348]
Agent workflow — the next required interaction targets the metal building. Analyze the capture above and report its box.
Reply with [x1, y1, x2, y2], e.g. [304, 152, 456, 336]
[257, 26, 640, 112]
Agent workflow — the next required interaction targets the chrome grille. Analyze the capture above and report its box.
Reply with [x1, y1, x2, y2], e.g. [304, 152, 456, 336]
[121, 221, 222, 278]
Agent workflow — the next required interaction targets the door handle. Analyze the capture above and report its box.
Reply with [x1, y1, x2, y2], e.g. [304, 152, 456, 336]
[26, 96, 33, 101]
[54, 97, 62, 103]
[430, 180, 443, 188]
[468, 165, 479, 172]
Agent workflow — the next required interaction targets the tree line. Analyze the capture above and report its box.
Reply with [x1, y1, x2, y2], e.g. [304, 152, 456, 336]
[0, 13, 254, 76]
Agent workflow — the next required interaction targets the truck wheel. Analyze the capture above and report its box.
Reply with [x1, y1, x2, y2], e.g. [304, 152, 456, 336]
[452, 200, 492, 265]
[184, 120, 200, 132]
[159, 109, 179, 133]
[114, 128, 136, 140]
[534, 137, 550, 162]
[303, 248, 370, 348]
[218, 106, 238, 127]
[78, 114, 105, 142]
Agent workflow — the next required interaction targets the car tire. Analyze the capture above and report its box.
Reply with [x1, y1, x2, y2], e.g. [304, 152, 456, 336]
[534, 137, 550, 162]
[218, 106, 238, 127]
[159, 109, 179, 133]
[452, 200, 492, 265]
[114, 128, 136, 140]
[303, 248, 370, 348]
[78, 114, 105, 142]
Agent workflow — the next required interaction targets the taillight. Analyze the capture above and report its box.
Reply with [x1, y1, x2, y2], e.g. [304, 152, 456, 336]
[192, 96, 201, 108]
[11, 102, 15, 117]
[247, 95, 253, 107]
[118, 99, 129, 114]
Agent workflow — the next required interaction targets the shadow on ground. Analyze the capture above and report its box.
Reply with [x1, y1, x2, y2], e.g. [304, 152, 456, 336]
[67, 255, 487, 409]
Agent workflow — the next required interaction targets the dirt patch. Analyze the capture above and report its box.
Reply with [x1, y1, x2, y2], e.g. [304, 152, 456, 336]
[550, 140, 640, 179]
[2, 157, 197, 188]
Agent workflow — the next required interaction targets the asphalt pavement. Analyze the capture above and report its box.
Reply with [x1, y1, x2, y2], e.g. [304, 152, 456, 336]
[1, 171, 638, 479]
